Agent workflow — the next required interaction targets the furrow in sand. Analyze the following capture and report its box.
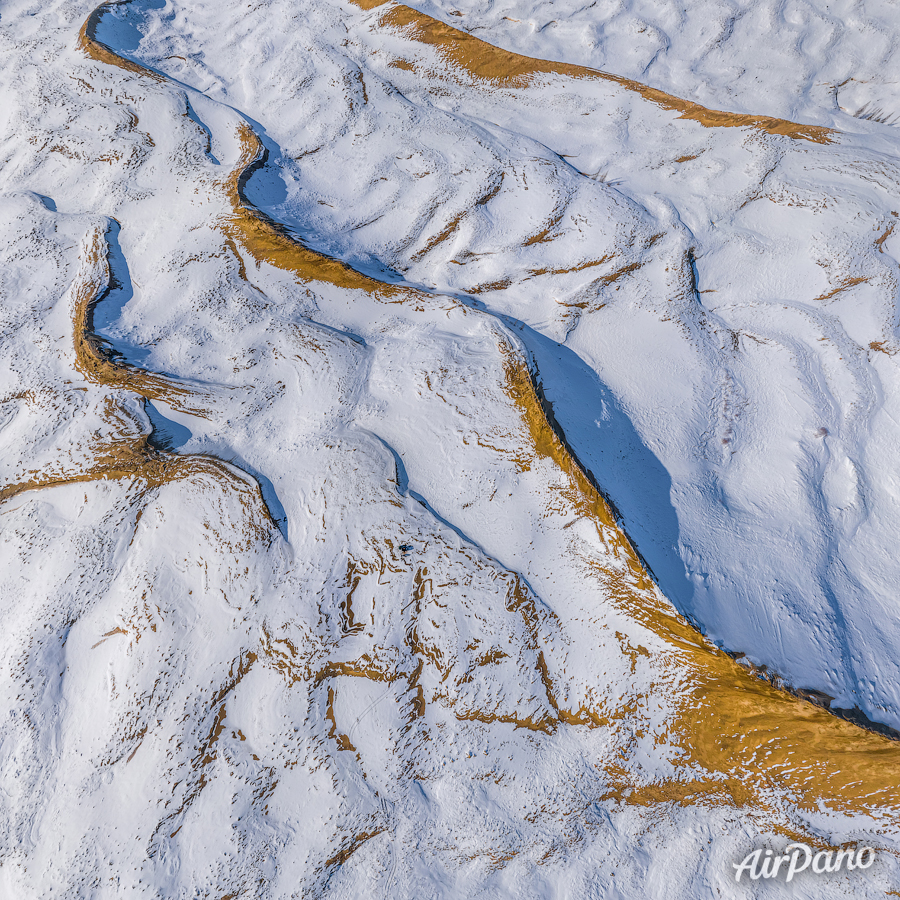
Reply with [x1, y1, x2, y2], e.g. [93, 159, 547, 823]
[222, 124, 411, 299]
[73, 224, 200, 409]
[72, 0, 900, 830]
[79, 0, 165, 81]
[3, 222, 277, 541]
[80, 3, 437, 301]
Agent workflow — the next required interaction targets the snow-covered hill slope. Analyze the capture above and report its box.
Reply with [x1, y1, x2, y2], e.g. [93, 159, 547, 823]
[129, 0, 900, 728]
[2, 0, 900, 897]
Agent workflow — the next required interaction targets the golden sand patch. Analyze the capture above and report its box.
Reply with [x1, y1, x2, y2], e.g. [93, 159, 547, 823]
[221, 125, 408, 297]
[504, 349, 900, 819]
[72, 226, 197, 408]
[79, 1, 164, 81]
[353, 0, 833, 145]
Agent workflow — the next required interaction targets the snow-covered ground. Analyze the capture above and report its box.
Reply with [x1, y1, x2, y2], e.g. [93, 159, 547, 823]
[1, 0, 900, 896]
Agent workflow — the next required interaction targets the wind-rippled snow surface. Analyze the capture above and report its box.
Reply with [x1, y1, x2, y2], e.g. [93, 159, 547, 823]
[2, 0, 900, 897]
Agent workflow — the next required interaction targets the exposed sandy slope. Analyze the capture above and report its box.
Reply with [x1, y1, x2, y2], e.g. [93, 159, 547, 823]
[2, 0, 900, 897]
[402, 0, 900, 128]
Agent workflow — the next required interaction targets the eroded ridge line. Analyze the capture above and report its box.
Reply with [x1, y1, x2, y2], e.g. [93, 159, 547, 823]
[352, 0, 833, 144]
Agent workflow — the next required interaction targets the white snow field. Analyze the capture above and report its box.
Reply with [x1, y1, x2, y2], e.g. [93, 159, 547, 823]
[1, 0, 900, 897]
